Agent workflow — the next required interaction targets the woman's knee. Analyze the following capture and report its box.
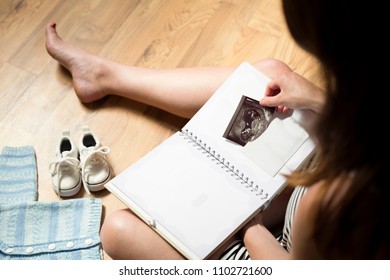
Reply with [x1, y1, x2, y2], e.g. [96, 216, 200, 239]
[253, 58, 293, 78]
[100, 209, 139, 258]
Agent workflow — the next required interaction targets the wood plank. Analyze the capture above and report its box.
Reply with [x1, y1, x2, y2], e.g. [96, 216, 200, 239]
[8, 0, 140, 75]
[0, 0, 60, 62]
[178, 0, 284, 67]
[0, 62, 36, 120]
[0, 0, 21, 22]
[100, 0, 221, 67]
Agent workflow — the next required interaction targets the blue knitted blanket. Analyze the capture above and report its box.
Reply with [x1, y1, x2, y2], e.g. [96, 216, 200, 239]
[0, 146, 103, 260]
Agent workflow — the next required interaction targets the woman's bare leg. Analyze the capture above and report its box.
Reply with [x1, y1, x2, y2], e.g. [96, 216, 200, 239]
[45, 22, 294, 119]
[46, 23, 234, 118]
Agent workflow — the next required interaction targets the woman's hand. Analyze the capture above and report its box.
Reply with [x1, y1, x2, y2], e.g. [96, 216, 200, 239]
[260, 72, 325, 114]
[241, 213, 264, 238]
[240, 213, 290, 259]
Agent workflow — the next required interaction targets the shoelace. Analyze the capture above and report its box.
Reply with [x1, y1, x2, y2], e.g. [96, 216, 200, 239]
[49, 157, 80, 197]
[79, 146, 110, 195]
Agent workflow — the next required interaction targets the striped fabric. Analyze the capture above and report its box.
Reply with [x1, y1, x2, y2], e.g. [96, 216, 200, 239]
[219, 240, 251, 260]
[0, 146, 37, 204]
[0, 198, 102, 260]
[279, 186, 307, 252]
[219, 186, 307, 259]
[0, 146, 103, 260]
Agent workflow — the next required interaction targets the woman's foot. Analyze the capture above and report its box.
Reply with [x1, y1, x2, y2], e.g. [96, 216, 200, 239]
[45, 22, 108, 103]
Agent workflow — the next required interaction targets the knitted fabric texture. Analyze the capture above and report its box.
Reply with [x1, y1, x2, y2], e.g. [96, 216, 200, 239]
[0, 146, 103, 260]
[0, 146, 37, 204]
[0, 198, 102, 260]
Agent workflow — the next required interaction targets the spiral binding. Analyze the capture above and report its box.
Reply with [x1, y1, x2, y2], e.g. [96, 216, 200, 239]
[180, 129, 268, 199]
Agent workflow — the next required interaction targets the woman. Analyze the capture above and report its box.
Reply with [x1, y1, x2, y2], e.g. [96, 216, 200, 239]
[45, 0, 387, 259]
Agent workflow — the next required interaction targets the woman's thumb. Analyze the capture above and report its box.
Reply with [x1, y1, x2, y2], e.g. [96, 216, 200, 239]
[260, 95, 277, 108]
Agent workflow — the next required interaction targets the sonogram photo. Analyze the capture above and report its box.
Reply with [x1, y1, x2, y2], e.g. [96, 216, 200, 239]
[223, 95, 274, 146]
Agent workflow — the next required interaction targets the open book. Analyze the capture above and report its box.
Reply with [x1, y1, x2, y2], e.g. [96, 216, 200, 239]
[105, 62, 316, 260]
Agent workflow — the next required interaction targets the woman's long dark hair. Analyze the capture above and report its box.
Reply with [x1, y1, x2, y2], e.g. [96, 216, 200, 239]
[282, 0, 387, 259]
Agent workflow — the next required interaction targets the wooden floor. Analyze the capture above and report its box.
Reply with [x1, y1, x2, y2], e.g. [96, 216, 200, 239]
[0, 0, 321, 259]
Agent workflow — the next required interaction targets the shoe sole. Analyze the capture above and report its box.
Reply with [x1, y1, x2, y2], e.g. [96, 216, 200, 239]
[58, 178, 82, 197]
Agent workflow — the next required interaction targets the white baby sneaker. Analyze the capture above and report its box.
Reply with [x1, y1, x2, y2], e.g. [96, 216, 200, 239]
[79, 125, 112, 194]
[49, 131, 82, 197]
